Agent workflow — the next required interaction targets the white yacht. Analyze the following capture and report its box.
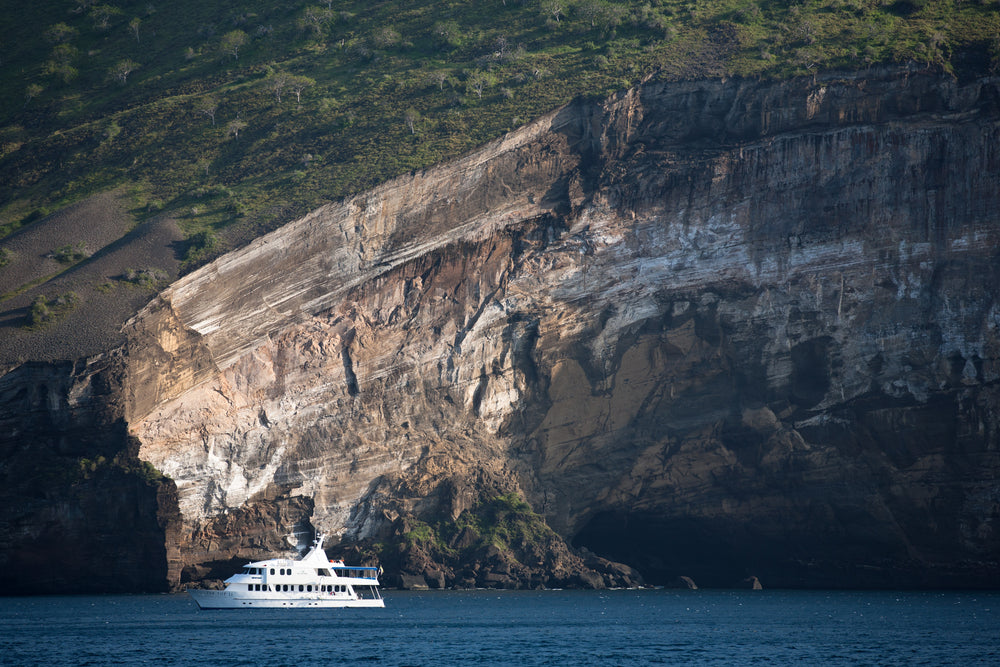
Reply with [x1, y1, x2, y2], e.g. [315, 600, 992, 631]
[188, 535, 384, 609]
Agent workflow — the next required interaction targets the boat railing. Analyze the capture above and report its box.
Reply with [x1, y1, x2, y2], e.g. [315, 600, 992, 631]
[330, 566, 380, 580]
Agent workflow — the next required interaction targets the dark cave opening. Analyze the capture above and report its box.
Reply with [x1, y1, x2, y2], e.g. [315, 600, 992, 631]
[572, 511, 766, 588]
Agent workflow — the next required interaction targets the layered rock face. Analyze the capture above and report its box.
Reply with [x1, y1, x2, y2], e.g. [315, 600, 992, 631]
[3, 66, 999, 590]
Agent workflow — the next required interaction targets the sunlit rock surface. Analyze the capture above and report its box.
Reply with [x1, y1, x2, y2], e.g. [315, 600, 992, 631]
[2, 66, 999, 590]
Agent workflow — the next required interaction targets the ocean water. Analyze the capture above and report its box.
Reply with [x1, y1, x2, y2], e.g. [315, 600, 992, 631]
[1, 589, 996, 666]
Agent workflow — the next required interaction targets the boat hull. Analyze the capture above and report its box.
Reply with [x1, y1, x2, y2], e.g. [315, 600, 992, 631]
[189, 589, 385, 609]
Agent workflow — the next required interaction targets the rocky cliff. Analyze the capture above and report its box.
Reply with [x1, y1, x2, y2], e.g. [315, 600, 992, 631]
[2, 65, 999, 591]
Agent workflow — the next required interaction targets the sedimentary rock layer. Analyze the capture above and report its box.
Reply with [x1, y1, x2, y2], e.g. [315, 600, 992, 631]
[2, 66, 998, 590]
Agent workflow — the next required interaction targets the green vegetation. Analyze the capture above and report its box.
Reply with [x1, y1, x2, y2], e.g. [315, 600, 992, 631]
[180, 229, 221, 270]
[48, 241, 89, 264]
[461, 492, 554, 551]
[77, 453, 168, 483]
[120, 266, 168, 289]
[26, 291, 79, 328]
[404, 492, 556, 556]
[1, 0, 997, 266]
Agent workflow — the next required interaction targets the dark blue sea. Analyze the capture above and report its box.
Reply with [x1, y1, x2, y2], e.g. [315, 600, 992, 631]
[1, 589, 996, 666]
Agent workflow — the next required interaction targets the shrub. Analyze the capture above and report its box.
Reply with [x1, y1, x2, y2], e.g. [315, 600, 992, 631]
[121, 267, 168, 289]
[49, 242, 88, 264]
[26, 292, 78, 328]
[181, 229, 220, 267]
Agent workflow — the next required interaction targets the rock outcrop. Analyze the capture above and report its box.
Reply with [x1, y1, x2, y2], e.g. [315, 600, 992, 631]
[2, 66, 999, 590]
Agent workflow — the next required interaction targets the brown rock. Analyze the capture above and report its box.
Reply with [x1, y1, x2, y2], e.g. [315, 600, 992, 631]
[666, 576, 698, 590]
[3, 67, 1000, 593]
[398, 574, 430, 590]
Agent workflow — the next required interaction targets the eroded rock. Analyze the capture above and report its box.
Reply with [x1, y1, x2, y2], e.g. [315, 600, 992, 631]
[2, 66, 1000, 591]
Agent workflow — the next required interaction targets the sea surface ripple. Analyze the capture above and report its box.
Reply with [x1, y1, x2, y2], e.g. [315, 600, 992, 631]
[1, 589, 997, 666]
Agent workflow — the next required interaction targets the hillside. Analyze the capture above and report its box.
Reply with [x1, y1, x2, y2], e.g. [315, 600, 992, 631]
[1, 1, 999, 593]
[3, 64, 999, 591]
[3, 1, 999, 248]
[2, 1, 998, 363]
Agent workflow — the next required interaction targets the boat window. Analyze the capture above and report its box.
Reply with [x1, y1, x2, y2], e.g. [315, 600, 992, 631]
[270, 568, 275, 575]
[307, 585, 312, 592]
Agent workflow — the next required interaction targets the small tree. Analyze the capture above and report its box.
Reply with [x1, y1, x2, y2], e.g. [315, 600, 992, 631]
[299, 6, 333, 38]
[110, 59, 139, 84]
[430, 70, 449, 90]
[44, 23, 78, 44]
[432, 20, 462, 49]
[227, 118, 247, 140]
[45, 43, 79, 82]
[220, 29, 248, 62]
[577, 0, 622, 30]
[288, 75, 314, 103]
[91, 4, 120, 30]
[541, 0, 564, 23]
[493, 35, 510, 62]
[467, 70, 493, 99]
[403, 108, 419, 134]
[196, 96, 219, 125]
[269, 72, 290, 103]
[372, 25, 400, 48]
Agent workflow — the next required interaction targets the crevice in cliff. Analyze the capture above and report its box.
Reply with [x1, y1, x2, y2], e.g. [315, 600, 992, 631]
[342, 345, 360, 396]
[471, 367, 488, 417]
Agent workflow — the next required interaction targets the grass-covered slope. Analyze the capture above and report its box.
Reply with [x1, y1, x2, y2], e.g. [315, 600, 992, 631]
[3, 1, 998, 245]
[0, 0, 997, 346]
